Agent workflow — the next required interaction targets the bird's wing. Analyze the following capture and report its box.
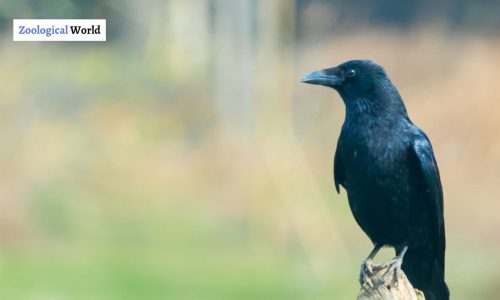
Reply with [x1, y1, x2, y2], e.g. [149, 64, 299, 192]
[410, 132, 446, 272]
[333, 143, 345, 193]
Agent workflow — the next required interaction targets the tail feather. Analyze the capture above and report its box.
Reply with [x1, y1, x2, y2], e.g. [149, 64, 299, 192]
[402, 246, 449, 300]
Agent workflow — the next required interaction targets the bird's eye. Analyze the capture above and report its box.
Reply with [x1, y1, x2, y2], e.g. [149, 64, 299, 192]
[346, 69, 357, 78]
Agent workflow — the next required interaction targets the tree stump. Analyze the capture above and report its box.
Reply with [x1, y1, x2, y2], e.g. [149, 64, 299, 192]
[357, 261, 425, 300]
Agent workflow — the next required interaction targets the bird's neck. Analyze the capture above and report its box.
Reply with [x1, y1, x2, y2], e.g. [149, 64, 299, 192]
[342, 77, 406, 115]
[342, 81, 408, 120]
[344, 97, 407, 119]
[341, 93, 409, 136]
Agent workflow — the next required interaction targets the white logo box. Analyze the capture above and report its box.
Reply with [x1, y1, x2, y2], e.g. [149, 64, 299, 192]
[13, 19, 106, 42]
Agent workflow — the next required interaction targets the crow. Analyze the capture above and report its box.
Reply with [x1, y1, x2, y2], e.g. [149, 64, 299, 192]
[301, 60, 449, 300]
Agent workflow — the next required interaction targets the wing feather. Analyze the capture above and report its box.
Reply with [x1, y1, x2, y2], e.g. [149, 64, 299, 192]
[410, 133, 446, 273]
[334, 143, 345, 194]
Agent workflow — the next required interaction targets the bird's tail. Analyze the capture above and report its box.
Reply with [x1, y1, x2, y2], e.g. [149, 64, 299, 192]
[402, 246, 449, 300]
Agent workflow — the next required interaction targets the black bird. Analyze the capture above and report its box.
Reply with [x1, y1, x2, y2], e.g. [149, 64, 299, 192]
[301, 60, 449, 300]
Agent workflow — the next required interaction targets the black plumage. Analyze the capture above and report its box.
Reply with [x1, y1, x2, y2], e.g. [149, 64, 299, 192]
[301, 60, 449, 300]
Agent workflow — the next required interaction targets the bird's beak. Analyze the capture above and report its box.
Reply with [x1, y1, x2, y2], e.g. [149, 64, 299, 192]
[300, 69, 342, 87]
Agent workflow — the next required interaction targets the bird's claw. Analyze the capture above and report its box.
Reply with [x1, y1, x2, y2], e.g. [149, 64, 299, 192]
[359, 259, 375, 287]
[376, 256, 404, 288]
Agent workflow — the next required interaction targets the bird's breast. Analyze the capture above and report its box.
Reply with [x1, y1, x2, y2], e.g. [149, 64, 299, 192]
[339, 127, 413, 245]
[339, 125, 410, 190]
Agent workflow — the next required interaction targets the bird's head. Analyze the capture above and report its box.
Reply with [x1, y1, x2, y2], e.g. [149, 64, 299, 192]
[301, 60, 391, 103]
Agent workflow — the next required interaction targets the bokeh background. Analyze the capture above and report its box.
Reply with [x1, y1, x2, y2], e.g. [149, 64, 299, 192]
[0, 1, 500, 299]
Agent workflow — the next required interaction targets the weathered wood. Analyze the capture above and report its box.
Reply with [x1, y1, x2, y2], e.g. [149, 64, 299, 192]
[357, 261, 425, 300]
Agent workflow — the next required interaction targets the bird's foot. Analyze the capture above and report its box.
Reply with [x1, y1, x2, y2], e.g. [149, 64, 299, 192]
[376, 255, 404, 288]
[359, 259, 375, 287]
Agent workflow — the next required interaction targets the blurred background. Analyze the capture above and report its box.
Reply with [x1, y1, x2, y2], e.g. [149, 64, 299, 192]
[0, 1, 500, 299]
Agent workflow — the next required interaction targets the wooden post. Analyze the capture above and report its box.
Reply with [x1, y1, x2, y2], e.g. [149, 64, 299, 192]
[357, 261, 426, 300]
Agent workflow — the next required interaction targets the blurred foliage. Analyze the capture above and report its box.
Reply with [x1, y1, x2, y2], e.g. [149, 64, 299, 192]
[0, 1, 499, 300]
[297, 0, 500, 32]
